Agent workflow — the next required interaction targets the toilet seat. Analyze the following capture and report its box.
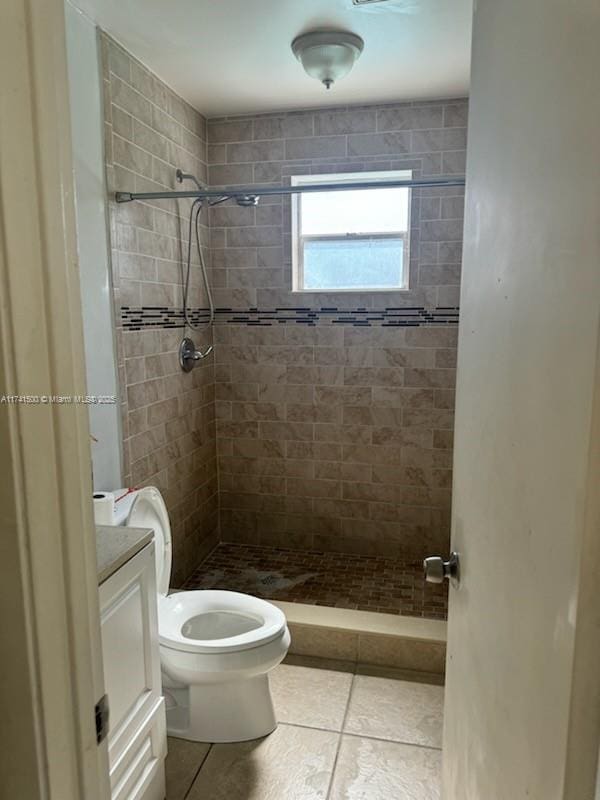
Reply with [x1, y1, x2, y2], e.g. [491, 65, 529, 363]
[158, 590, 287, 654]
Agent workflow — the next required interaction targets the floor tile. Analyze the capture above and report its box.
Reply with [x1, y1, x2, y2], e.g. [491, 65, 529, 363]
[187, 724, 339, 800]
[329, 735, 441, 800]
[165, 737, 211, 800]
[270, 663, 353, 730]
[182, 543, 448, 619]
[344, 676, 444, 748]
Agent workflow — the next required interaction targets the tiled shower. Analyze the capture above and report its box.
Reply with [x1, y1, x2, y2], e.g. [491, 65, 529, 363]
[103, 33, 466, 610]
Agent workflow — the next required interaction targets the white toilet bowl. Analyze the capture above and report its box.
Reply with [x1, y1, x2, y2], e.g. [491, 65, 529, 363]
[158, 590, 290, 742]
[116, 486, 290, 743]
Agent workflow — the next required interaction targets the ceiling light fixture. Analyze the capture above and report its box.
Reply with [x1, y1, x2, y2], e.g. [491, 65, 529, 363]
[291, 30, 364, 90]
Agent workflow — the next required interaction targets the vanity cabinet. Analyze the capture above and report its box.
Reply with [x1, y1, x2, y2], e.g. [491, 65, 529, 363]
[99, 542, 166, 800]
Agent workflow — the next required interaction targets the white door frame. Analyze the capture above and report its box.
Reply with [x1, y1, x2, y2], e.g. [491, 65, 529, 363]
[0, 1, 109, 797]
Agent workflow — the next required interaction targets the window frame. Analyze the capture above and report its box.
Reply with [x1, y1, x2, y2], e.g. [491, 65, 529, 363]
[291, 169, 412, 294]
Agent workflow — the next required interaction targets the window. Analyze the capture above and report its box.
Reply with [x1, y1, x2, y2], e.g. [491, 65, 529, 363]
[292, 170, 411, 293]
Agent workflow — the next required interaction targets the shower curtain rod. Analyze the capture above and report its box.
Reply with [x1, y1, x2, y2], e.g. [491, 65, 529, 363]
[115, 176, 465, 204]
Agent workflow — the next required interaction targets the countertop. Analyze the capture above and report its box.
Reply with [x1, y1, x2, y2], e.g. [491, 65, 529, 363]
[96, 525, 153, 584]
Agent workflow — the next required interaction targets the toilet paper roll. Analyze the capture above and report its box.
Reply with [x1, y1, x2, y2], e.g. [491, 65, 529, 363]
[93, 491, 115, 525]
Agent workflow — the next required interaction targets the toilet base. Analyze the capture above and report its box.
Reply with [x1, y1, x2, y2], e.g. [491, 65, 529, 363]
[165, 674, 277, 743]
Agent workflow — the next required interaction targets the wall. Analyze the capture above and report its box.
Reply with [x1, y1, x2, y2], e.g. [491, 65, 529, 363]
[65, 3, 122, 490]
[101, 33, 218, 584]
[207, 100, 467, 558]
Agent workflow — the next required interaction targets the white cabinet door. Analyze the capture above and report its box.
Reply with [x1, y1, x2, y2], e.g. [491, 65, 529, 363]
[99, 544, 166, 800]
[441, 0, 600, 797]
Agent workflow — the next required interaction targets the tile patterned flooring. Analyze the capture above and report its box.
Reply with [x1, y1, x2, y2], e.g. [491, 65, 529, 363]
[182, 543, 448, 620]
[166, 659, 444, 799]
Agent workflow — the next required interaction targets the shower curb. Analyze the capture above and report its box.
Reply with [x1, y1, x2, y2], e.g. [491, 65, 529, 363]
[272, 601, 447, 676]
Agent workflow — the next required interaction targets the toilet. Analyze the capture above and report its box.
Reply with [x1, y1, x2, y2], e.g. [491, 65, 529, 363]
[113, 486, 290, 743]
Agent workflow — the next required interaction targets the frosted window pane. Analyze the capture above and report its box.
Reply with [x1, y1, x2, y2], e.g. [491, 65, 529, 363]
[303, 238, 404, 290]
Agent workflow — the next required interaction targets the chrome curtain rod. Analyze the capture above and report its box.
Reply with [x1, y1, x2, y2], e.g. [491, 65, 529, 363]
[115, 176, 465, 204]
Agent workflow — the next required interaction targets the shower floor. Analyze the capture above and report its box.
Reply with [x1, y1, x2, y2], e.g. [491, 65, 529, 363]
[181, 543, 448, 620]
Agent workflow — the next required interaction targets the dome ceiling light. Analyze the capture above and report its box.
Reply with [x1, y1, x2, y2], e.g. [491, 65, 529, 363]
[291, 30, 364, 90]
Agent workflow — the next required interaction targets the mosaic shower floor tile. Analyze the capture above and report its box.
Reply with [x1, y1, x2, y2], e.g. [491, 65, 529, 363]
[181, 543, 448, 620]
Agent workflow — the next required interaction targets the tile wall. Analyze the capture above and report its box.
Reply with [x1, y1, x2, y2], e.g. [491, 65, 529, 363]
[101, 34, 218, 583]
[208, 101, 467, 558]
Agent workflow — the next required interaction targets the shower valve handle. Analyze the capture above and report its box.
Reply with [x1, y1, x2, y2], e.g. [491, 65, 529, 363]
[179, 337, 212, 372]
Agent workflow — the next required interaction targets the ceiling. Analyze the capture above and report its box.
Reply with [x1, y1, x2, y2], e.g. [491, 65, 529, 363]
[70, 0, 472, 117]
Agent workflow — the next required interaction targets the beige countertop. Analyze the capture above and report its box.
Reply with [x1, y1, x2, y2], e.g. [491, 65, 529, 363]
[96, 525, 153, 584]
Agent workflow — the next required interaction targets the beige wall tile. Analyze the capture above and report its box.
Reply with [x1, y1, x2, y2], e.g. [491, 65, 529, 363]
[208, 163, 253, 185]
[314, 109, 376, 135]
[347, 131, 411, 156]
[101, 32, 217, 582]
[207, 119, 254, 142]
[378, 104, 444, 131]
[285, 135, 347, 160]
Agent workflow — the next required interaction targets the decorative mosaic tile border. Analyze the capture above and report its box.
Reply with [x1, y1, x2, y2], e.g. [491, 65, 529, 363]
[121, 306, 459, 331]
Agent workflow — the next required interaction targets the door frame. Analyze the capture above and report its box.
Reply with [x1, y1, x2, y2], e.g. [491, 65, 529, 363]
[0, 1, 109, 797]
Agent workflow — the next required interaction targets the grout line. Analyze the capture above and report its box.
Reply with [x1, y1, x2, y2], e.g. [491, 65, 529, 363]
[183, 743, 213, 799]
[342, 729, 442, 752]
[277, 720, 442, 753]
[324, 670, 356, 799]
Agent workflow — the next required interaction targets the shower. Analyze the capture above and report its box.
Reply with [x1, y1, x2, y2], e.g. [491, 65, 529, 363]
[177, 170, 215, 370]
[176, 169, 261, 371]
[118, 168, 466, 372]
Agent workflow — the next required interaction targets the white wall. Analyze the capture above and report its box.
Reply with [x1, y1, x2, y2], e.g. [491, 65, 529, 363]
[65, 1, 122, 490]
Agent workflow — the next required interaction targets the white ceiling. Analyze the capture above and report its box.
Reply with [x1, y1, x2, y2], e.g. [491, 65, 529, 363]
[70, 0, 472, 117]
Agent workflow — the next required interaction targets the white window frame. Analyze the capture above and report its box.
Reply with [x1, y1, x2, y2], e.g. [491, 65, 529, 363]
[291, 169, 412, 293]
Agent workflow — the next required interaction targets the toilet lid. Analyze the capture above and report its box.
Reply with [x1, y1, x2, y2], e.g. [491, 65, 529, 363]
[127, 487, 172, 596]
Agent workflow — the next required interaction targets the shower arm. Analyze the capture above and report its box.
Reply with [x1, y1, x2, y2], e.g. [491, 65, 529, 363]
[176, 169, 230, 206]
[176, 168, 204, 190]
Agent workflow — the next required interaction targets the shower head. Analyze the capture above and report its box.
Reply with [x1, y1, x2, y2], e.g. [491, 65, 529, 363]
[235, 195, 260, 207]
